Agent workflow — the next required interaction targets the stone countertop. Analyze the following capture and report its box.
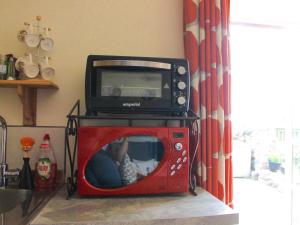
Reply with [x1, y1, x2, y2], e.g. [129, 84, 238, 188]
[30, 188, 238, 225]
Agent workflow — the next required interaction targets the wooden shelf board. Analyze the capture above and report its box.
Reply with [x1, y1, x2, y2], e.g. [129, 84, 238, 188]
[0, 79, 59, 126]
[0, 79, 59, 89]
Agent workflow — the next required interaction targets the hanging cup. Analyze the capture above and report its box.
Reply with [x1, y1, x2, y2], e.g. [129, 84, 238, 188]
[23, 53, 39, 78]
[39, 56, 55, 80]
[15, 53, 30, 72]
[40, 28, 54, 51]
[24, 24, 40, 48]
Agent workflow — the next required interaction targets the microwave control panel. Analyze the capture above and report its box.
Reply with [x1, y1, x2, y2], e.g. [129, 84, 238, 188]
[168, 128, 189, 193]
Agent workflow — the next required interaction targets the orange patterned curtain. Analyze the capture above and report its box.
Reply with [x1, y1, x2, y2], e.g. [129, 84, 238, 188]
[184, 0, 232, 207]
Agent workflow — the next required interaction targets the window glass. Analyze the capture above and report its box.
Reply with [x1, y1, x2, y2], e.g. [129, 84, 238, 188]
[231, 1, 300, 224]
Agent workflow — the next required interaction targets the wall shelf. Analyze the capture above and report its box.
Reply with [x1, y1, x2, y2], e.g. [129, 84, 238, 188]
[0, 79, 59, 126]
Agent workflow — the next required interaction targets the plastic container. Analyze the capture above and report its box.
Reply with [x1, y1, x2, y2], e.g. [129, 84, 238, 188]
[35, 134, 57, 189]
[6, 54, 16, 80]
[0, 54, 7, 80]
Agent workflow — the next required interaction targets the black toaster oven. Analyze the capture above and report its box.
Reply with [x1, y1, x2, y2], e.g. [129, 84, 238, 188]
[85, 55, 190, 115]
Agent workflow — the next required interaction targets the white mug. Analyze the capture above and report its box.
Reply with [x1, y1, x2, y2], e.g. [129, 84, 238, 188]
[24, 24, 40, 48]
[23, 53, 39, 78]
[40, 28, 54, 51]
[39, 56, 55, 80]
[15, 54, 29, 72]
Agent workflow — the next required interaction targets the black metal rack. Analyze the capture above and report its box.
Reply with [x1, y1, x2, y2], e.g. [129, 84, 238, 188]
[65, 100, 200, 198]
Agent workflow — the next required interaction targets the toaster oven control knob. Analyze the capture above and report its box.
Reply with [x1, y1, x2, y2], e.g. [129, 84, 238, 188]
[177, 66, 186, 75]
[175, 142, 183, 151]
[177, 81, 186, 90]
[177, 96, 186, 105]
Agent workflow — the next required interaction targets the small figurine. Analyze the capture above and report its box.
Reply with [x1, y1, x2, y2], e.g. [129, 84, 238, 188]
[19, 137, 35, 190]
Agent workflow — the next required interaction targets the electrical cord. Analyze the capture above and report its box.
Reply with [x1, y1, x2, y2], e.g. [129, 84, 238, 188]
[189, 118, 200, 196]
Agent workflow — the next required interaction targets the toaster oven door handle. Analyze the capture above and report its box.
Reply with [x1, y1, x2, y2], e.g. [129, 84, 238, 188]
[93, 60, 171, 70]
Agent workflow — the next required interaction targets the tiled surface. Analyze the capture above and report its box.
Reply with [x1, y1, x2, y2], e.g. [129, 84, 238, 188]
[31, 188, 238, 225]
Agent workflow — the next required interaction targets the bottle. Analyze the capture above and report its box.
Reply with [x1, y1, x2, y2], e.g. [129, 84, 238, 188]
[0, 54, 7, 80]
[35, 134, 57, 189]
[6, 54, 16, 80]
[19, 137, 35, 190]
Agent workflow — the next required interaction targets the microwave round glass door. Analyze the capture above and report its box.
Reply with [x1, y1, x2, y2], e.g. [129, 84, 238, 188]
[85, 135, 164, 189]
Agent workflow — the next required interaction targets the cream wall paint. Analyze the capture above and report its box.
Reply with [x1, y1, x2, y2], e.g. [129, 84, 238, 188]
[0, 0, 184, 126]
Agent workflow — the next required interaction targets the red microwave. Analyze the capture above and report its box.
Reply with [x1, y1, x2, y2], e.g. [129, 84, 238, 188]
[77, 126, 189, 196]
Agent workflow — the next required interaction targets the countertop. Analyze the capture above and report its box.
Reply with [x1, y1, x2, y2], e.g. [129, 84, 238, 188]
[30, 188, 238, 225]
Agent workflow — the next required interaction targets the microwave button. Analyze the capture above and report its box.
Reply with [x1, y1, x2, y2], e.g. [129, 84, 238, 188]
[177, 81, 186, 90]
[171, 164, 176, 170]
[182, 150, 187, 156]
[175, 142, 183, 151]
[177, 66, 186, 75]
[170, 170, 176, 176]
[177, 96, 186, 105]
[177, 158, 182, 163]
[183, 156, 188, 163]
[177, 164, 182, 170]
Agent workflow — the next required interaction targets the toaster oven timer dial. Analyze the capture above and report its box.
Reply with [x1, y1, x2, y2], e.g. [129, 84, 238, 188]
[175, 142, 183, 151]
[177, 66, 186, 75]
[177, 96, 186, 105]
[177, 81, 186, 90]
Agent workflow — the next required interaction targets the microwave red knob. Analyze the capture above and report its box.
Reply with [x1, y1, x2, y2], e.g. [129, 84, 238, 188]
[177, 66, 186, 75]
[177, 81, 186, 90]
[177, 96, 186, 105]
[175, 142, 183, 151]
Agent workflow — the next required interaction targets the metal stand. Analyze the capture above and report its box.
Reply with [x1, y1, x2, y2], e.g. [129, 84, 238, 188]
[21, 16, 53, 67]
[64, 100, 200, 198]
[65, 100, 79, 199]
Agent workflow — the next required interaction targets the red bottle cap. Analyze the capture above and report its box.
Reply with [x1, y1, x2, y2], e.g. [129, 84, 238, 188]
[44, 134, 50, 140]
[40, 134, 50, 149]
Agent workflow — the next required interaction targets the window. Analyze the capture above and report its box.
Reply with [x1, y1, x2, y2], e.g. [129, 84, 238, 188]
[231, 1, 300, 224]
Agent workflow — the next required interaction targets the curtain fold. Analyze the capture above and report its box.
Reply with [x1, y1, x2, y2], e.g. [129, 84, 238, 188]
[184, 0, 232, 207]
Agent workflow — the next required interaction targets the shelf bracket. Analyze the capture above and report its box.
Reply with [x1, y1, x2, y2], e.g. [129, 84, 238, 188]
[16, 85, 37, 126]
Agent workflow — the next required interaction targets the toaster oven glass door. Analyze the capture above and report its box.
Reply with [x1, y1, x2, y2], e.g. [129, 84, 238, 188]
[91, 67, 172, 110]
[85, 135, 164, 189]
[101, 71, 162, 98]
